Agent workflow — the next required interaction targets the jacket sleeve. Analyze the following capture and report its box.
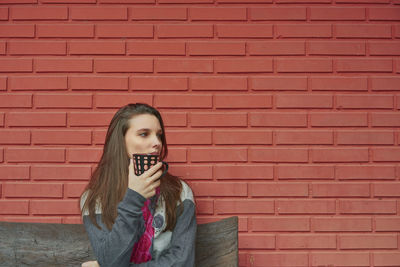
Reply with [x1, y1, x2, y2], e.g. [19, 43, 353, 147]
[130, 199, 197, 267]
[82, 188, 146, 267]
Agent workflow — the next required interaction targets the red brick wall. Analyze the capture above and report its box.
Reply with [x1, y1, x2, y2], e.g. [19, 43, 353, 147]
[1, 1, 400, 266]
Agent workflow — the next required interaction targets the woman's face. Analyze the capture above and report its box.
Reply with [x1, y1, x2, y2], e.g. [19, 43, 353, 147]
[125, 114, 163, 158]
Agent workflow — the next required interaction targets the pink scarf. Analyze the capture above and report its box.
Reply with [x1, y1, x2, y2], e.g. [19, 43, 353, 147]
[130, 189, 160, 263]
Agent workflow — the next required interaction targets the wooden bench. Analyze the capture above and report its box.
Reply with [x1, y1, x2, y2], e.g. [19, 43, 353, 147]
[0, 216, 238, 267]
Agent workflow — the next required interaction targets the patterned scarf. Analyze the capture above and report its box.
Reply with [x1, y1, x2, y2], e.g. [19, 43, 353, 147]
[130, 189, 160, 263]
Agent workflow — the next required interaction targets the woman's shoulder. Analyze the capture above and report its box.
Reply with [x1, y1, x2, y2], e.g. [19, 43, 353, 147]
[179, 179, 194, 203]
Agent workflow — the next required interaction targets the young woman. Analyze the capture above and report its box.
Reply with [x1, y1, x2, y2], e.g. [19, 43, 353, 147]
[80, 103, 196, 267]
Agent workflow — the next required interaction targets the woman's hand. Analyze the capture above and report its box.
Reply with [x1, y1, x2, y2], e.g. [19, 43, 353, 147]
[81, 260, 99, 267]
[128, 158, 162, 199]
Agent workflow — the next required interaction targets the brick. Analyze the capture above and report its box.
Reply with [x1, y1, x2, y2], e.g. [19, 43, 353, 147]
[161, 0, 211, 2]
[9, 76, 67, 91]
[8, 112, 66, 127]
[277, 58, 332, 73]
[369, 42, 400, 56]
[95, 94, 152, 108]
[373, 148, 400, 162]
[337, 94, 393, 109]
[250, 7, 306, 20]
[214, 164, 273, 180]
[311, 112, 367, 127]
[93, 130, 106, 145]
[0, 59, 32, 72]
[8, 41, 66, 55]
[154, 94, 212, 108]
[156, 59, 213, 73]
[131, 7, 186, 20]
[277, 94, 332, 108]
[336, 0, 389, 2]
[7, 148, 65, 163]
[374, 252, 400, 267]
[131, 77, 187, 91]
[11, 7, 67, 20]
[99, 0, 154, 2]
[371, 77, 400, 91]
[37, 24, 94, 38]
[68, 148, 102, 163]
[62, 217, 83, 224]
[215, 59, 273, 73]
[312, 148, 368, 163]
[190, 148, 247, 162]
[374, 183, 400, 197]
[0, 113, 4, 126]
[216, 200, 274, 214]
[0, 165, 29, 180]
[195, 199, 213, 214]
[311, 77, 367, 91]
[0, 130, 30, 144]
[71, 7, 127, 20]
[395, 25, 400, 38]
[161, 112, 187, 127]
[217, 24, 272, 38]
[215, 94, 272, 109]
[168, 165, 212, 180]
[278, 234, 336, 250]
[31, 165, 91, 181]
[308, 41, 365, 56]
[164, 148, 187, 163]
[247, 253, 308, 267]
[35, 93, 92, 109]
[69, 76, 128, 91]
[249, 148, 308, 163]
[251, 76, 307, 91]
[35, 58, 92, 73]
[0, 42, 5, 54]
[0, 94, 32, 108]
[250, 112, 307, 127]
[277, 24, 331, 38]
[276, 130, 332, 145]
[158, 24, 212, 38]
[250, 217, 310, 232]
[312, 183, 370, 198]
[0, 200, 28, 215]
[339, 234, 397, 249]
[311, 252, 369, 267]
[42, 0, 95, 2]
[0, 77, 6, 91]
[31, 200, 80, 215]
[310, 7, 365, 21]
[370, 8, 400, 21]
[189, 182, 247, 196]
[276, 0, 330, 2]
[4, 183, 62, 198]
[375, 217, 400, 231]
[32, 130, 91, 145]
[97, 24, 153, 38]
[277, 200, 335, 214]
[337, 130, 394, 145]
[340, 200, 396, 214]
[248, 41, 304, 56]
[69, 41, 125, 55]
[190, 112, 247, 127]
[336, 165, 395, 180]
[239, 234, 275, 249]
[277, 165, 334, 180]
[0, 25, 34, 37]
[1, 217, 62, 224]
[190, 7, 246, 21]
[188, 42, 245, 56]
[95, 59, 152, 73]
[313, 217, 372, 232]
[127, 42, 185, 55]
[69, 112, 113, 127]
[65, 183, 87, 198]
[0, 8, 8, 20]
[214, 130, 272, 145]
[190, 76, 247, 91]
[371, 113, 400, 127]
[336, 24, 391, 38]
[249, 183, 308, 197]
[336, 58, 392, 73]
[166, 130, 211, 145]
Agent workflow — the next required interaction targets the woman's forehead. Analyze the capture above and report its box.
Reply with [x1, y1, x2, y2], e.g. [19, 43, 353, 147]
[128, 114, 161, 130]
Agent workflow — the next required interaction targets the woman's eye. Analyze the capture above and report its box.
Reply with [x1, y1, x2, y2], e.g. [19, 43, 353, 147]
[139, 132, 148, 137]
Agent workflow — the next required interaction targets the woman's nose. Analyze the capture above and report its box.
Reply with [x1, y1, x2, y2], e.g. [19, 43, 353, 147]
[152, 134, 161, 147]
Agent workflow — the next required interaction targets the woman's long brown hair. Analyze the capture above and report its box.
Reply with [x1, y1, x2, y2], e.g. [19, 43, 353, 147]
[81, 103, 182, 231]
